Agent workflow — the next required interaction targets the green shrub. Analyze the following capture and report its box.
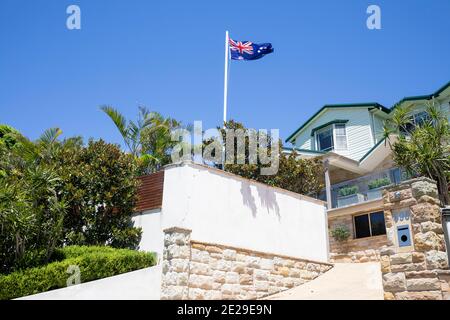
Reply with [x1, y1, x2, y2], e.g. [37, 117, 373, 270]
[55, 245, 119, 258]
[338, 185, 359, 197]
[331, 225, 351, 242]
[1, 128, 142, 273]
[56, 139, 142, 249]
[368, 177, 391, 190]
[0, 246, 156, 300]
[207, 120, 325, 196]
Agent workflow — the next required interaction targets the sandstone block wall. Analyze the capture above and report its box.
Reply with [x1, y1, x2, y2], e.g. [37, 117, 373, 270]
[161, 227, 333, 300]
[380, 178, 450, 300]
[329, 213, 388, 263]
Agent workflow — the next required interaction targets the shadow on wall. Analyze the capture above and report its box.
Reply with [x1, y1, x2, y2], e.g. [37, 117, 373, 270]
[190, 165, 281, 220]
[239, 180, 280, 220]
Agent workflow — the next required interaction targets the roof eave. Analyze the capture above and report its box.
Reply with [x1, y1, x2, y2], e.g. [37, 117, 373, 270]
[285, 103, 383, 143]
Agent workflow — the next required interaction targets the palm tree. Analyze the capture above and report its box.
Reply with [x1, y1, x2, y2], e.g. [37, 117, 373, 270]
[0, 127, 66, 271]
[140, 112, 182, 171]
[101, 106, 181, 172]
[383, 100, 450, 206]
[100, 106, 152, 157]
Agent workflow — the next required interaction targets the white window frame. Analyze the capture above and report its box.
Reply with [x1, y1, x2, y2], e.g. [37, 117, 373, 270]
[333, 123, 348, 151]
[315, 125, 334, 152]
[314, 123, 348, 152]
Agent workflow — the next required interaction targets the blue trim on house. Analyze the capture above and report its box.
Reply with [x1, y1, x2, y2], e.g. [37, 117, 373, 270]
[282, 147, 326, 155]
[285, 103, 382, 143]
[391, 81, 450, 110]
[285, 81, 450, 144]
[310, 119, 349, 137]
[358, 138, 386, 163]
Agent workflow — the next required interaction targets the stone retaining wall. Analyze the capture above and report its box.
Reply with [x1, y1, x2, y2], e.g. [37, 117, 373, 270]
[161, 227, 333, 300]
[380, 178, 450, 300]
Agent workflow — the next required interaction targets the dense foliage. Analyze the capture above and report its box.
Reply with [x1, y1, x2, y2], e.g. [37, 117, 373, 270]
[0, 127, 67, 273]
[208, 120, 324, 196]
[384, 101, 450, 205]
[55, 139, 141, 248]
[0, 246, 156, 300]
[101, 106, 182, 174]
[0, 126, 142, 274]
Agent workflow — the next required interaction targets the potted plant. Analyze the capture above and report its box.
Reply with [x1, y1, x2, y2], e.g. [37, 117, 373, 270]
[331, 225, 351, 242]
[366, 177, 391, 200]
[337, 185, 364, 207]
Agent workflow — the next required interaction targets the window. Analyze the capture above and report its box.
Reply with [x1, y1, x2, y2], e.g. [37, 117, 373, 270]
[353, 211, 386, 239]
[354, 214, 371, 238]
[316, 126, 333, 151]
[400, 111, 431, 134]
[334, 124, 347, 150]
[315, 123, 348, 152]
[414, 111, 431, 126]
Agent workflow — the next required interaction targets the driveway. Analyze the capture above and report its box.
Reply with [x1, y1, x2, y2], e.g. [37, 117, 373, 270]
[264, 262, 384, 300]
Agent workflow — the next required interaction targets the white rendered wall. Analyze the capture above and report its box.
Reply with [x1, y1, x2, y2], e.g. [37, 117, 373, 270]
[18, 265, 162, 300]
[159, 163, 329, 262]
[132, 209, 163, 256]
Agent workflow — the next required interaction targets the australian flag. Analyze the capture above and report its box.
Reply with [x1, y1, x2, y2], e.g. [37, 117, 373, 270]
[229, 38, 274, 61]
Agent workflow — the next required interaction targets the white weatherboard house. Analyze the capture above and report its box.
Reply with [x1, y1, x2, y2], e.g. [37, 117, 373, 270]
[284, 81, 450, 262]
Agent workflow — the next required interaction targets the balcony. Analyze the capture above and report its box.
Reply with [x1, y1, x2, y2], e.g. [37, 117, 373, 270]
[319, 167, 405, 209]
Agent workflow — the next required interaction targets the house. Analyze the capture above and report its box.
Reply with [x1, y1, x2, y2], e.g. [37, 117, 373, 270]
[284, 81, 450, 262]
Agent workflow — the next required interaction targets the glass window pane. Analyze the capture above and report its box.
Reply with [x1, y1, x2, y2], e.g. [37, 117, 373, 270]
[370, 211, 386, 236]
[335, 124, 346, 135]
[317, 127, 333, 151]
[354, 214, 371, 238]
[334, 124, 347, 150]
[414, 111, 430, 127]
[392, 168, 401, 184]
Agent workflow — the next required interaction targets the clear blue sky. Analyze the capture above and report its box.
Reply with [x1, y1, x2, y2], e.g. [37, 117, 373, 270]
[1, 0, 449, 148]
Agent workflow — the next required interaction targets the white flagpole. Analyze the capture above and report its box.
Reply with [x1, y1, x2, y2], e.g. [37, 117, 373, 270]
[222, 30, 230, 169]
[223, 30, 230, 127]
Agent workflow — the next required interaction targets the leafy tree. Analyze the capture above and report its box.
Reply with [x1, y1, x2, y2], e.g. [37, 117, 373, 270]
[0, 127, 66, 273]
[205, 120, 324, 196]
[0, 124, 21, 149]
[0, 126, 143, 274]
[55, 139, 142, 249]
[100, 106, 153, 157]
[383, 100, 450, 206]
[101, 106, 181, 173]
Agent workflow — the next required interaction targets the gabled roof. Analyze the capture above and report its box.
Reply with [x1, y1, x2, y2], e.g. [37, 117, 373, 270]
[392, 80, 450, 109]
[285, 81, 450, 143]
[285, 103, 386, 143]
[310, 119, 349, 137]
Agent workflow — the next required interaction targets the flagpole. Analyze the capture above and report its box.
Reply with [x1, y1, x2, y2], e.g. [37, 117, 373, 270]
[223, 30, 229, 127]
[222, 30, 230, 169]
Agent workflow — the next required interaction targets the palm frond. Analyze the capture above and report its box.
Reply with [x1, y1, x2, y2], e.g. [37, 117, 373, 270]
[100, 105, 128, 138]
[39, 128, 62, 145]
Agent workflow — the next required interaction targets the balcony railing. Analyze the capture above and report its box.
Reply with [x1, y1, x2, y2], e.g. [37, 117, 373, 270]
[319, 167, 405, 209]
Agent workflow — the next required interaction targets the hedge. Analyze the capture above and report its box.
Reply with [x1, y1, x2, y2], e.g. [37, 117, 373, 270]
[0, 246, 156, 300]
